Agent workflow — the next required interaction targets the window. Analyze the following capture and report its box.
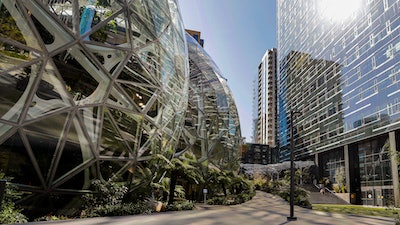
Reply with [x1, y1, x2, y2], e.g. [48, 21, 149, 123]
[372, 56, 376, 69]
[318, 76, 325, 86]
[328, 106, 336, 116]
[387, 44, 394, 59]
[386, 20, 392, 34]
[391, 68, 399, 83]
[368, 13, 372, 26]
[356, 46, 360, 58]
[370, 34, 375, 46]
[383, 0, 389, 10]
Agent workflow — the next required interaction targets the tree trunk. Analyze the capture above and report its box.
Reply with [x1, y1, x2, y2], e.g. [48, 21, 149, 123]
[222, 183, 227, 197]
[168, 170, 178, 205]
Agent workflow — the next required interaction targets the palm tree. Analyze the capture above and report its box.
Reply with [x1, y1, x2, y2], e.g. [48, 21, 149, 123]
[167, 152, 203, 205]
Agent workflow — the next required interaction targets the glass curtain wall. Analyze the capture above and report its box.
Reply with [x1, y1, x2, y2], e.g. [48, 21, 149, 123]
[277, 0, 400, 159]
[358, 136, 393, 206]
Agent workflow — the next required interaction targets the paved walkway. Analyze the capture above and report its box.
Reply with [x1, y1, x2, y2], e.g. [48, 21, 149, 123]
[24, 191, 395, 225]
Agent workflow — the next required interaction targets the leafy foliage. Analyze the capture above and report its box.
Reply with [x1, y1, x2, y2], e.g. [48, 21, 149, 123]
[82, 179, 128, 208]
[204, 168, 255, 205]
[277, 186, 311, 208]
[81, 201, 153, 217]
[0, 204, 28, 224]
[0, 173, 28, 224]
[207, 192, 255, 205]
[259, 178, 311, 208]
[33, 215, 67, 222]
[165, 200, 195, 211]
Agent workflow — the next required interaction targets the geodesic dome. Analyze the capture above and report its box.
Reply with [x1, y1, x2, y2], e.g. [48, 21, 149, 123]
[0, 0, 188, 198]
[184, 33, 241, 170]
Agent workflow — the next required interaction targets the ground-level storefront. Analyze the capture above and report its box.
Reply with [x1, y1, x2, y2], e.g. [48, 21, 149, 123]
[313, 131, 400, 206]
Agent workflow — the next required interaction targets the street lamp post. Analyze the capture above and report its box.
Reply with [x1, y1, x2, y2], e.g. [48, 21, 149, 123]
[287, 110, 300, 221]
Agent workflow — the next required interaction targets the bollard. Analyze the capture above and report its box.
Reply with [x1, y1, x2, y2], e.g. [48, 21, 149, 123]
[203, 188, 208, 205]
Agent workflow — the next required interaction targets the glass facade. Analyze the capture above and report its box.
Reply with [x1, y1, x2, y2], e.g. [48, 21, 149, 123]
[278, 0, 400, 205]
[278, 0, 400, 157]
[185, 33, 241, 170]
[0, 0, 189, 201]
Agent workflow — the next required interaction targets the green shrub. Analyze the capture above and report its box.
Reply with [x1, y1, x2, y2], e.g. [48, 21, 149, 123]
[0, 204, 28, 224]
[278, 186, 311, 209]
[235, 192, 255, 204]
[82, 179, 128, 209]
[207, 196, 225, 205]
[262, 180, 286, 195]
[253, 177, 267, 190]
[81, 179, 133, 217]
[34, 215, 68, 222]
[165, 201, 194, 211]
[81, 201, 153, 217]
[207, 192, 255, 206]
[0, 173, 28, 224]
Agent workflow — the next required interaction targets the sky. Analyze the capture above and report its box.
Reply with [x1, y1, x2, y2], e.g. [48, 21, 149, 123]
[179, 0, 277, 142]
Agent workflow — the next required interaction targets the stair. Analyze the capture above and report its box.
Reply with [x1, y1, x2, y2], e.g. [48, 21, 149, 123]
[300, 184, 349, 205]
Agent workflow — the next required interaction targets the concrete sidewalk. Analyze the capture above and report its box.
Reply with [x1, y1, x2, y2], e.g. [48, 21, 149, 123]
[24, 191, 395, 225]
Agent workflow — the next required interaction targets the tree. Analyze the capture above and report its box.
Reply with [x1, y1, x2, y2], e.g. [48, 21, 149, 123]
[167, 152, 203, 205]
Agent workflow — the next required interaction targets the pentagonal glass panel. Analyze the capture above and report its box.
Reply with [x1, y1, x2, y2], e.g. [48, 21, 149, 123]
[53, 116, 94, 183]
[0, 2, 42, 50]
[159, 49, 177, 84]
[169, 27, 188, 76]
[87, 7, 129, 46]
[108, 107, 142, 152]
[25, 62, 72, 121]
[79, 107, 102, 146]
[0, 62, 43, 122]
[54, 163, 96, 190]
[44, 0, 76, 32]
[117, 81, 157, 111]
[129, 0, 170, 37]
[146, 98, 159, 118]
[118, 55, 157, 85]
[107, 85, 135, 111]
[25, 132, 58, 181]
[0, 132, 42, 186]
[86, 44, 128, 76]
[158, 25, 176, 64]
[168, 0, 186, 42]
[52, 47, 109, 104]
[136, 128, 157, 158]
[0, 123, 12, 140]
[137, 43, 162, 79]
[23, 112, 68, 179]
[0, 41, 39, 72]
[100, 109, 131, 157]
[127, 5, 159, 48]
[99, 160, 128, 181]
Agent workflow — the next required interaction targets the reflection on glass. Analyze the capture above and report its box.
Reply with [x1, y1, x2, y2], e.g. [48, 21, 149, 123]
[318, 0, 362, 23]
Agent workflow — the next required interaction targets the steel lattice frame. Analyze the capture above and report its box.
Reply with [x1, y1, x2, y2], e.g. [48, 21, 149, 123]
[0, 0, 188, 196]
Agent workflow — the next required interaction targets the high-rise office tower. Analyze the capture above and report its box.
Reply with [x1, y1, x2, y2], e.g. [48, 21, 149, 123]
[251, 77, 258, 143]
[255, 49, 278, 146]
[277, 0, 400, 206]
